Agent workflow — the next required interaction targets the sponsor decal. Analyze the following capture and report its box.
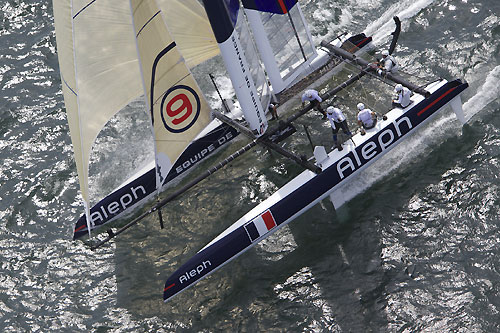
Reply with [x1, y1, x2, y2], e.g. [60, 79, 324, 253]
[74, 125, 239, 238]
[89, 185, 147, 225]
[179, 260, 212, 284]
[160, 85, 201, 133]
[336, 116, 413, 179]
[231, 34, 265, 129]
[172, 131, 235, 177]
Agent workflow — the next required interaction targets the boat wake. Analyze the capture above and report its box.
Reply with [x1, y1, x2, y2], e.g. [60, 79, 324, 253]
[463, 65, 500, 122]
[363, 0, 435, 43]
[329, 3, 499, 209]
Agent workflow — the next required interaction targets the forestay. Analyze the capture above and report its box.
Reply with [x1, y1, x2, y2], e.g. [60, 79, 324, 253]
[242, 0, 317, 93]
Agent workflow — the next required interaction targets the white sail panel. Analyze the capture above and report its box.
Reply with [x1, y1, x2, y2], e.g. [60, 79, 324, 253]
[53, 0, 218, 204]
[53, 0, 87, 200]
[157, 0, 220, 68]
[130, 0, 212, 185]
[68, 0, 143, 204]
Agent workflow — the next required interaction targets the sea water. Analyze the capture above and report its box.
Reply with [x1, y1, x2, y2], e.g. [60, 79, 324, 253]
[1, 0, 499, 331]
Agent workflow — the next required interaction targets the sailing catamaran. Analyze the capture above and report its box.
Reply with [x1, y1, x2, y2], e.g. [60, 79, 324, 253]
[53, 0, 467, 302]
[160, 1, 468, 302]
[55, 0, 371, 239]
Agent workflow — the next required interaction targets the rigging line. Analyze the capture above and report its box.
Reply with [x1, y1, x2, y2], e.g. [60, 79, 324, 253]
[61, 74, 77, 96]
[397, 68, 437, 82]
[357, 75, 382, 112]
[339, 56, 433, 96]
[326, 51, 397, 89]
[328, 64, 387, 113]
[287, 11, 307, 63]
[323, 61, 376, 109]
[343, 59, 400, 90]
[90, 140, 259, 250]
[343, 80, 383, 115]
[72, 0, 97, 19]
[153, 129, 238, 143]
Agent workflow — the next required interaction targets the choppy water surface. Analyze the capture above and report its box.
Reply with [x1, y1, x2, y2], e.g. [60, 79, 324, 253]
[1, 0, 499, 331]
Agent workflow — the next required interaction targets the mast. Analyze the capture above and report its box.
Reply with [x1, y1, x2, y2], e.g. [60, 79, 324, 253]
[242, 0, 318, 93]
[202, 0, 268, 137]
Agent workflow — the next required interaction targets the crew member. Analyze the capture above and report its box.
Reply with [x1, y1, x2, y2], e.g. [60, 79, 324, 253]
[392, 84, 412, 108]
[378, 50, 399, 75]
[326, 106, 352, 151]
[357, 103, 377, 132]
[268, 103, 279, 120]
[301, 89, 327, 119]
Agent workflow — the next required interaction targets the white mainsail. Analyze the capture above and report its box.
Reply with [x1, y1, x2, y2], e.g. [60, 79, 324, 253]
[52, 0, 219, 235]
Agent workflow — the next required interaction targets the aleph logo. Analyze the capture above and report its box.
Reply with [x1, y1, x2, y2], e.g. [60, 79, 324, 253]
[160, 85, 201, 133]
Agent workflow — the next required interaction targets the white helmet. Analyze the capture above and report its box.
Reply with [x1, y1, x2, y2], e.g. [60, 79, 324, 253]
[357, 103, 365, 111]
[326, 106, 335, 114]
[395, 84, 403, 92]
[381, 50, 389, 57]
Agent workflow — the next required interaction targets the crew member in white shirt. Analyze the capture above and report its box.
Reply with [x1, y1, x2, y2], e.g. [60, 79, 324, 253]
[392, 84, 412, 108]
[301, 89, 327, 119]
[326, 106, 352, 150]
[378, 50, 399, 75]
[357, 103, 377, 132]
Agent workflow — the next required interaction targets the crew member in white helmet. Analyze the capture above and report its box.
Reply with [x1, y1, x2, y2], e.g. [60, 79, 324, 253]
[392, 84, 412, 108]
[301, 89, 327, 119]
[378, 50, 399, 75]
[268, 102, 279, 120]
[356, 103, 377, 132]
[326, 106, 352, 150]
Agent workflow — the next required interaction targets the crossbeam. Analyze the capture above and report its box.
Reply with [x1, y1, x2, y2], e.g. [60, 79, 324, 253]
[212, 111, 321, 174]
[320, 41, 431, 97]
[90, 51, 370, 249]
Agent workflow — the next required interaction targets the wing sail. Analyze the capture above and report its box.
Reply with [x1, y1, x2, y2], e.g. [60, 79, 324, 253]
[130, 0, 213, 188]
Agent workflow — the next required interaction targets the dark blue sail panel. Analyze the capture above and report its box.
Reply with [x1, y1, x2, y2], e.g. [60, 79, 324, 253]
[241, 0, 298, 14]
[202, 0, 240, 43]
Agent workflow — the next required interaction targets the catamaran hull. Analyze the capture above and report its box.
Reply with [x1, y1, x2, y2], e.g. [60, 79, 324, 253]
[163, 78, 468, 301]
[73, 122, 239, 239]
[73, 33, 372, 240]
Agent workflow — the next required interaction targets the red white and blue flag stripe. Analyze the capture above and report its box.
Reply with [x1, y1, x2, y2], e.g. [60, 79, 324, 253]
[244, 210, 277, 242]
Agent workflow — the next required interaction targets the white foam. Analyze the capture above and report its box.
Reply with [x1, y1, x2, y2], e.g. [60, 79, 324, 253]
[364, 0, 436, 44]
[463, 65, 500, 122]
[331, 65, 500, 207]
